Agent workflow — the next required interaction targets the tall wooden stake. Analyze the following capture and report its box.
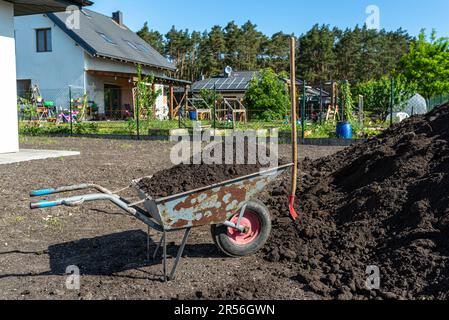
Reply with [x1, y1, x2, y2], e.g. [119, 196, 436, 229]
[289, 37, 299, 221]
[169, 85, 174, 120]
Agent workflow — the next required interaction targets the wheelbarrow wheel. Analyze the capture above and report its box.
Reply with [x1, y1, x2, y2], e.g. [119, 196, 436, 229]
[211, 201, 271, 257]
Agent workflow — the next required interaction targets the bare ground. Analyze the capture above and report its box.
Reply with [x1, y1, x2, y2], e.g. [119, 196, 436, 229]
[0, 136, 343, 300]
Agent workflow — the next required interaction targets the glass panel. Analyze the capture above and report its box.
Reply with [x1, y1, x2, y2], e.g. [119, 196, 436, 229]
[37, 30, 45, 52]
[126, 41, 138, 50]
[46, 29, 52, 51]
[98, 33, 115, 44]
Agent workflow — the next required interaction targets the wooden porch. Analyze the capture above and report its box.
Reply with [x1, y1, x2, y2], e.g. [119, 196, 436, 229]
[86, 70, 191, 119]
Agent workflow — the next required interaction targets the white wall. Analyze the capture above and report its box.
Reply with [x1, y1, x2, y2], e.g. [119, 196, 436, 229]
[15, 14, 86, 109]
[14, 14, 169, 118]
[85, 72, 105, 114]
[85, 54, 167, 116]
[0, 0, 19, 153]
[85, 73, 165, 117]
[84, 54, 165, 77]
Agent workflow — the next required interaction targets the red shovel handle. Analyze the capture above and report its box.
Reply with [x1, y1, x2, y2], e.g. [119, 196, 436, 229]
[288, 195, 299, 221]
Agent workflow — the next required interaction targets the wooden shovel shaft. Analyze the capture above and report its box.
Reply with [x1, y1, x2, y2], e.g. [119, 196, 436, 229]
[290, 37, 298, 196]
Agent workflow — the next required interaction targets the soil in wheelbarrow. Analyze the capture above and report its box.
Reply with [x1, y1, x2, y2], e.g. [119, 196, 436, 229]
[138, 141, 288, 198]
[261, 103, 449, 300]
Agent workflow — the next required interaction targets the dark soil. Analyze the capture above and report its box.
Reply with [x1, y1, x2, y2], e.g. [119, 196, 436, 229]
[138, 142, 287, 198]
[0, 137, 342, 300]
[262, 103, 449, 300]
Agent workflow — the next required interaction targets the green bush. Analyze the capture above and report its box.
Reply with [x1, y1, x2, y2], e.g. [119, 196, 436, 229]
[20, 124, 43, 136]
[244, 68, 290, 121]
[73, 122, 99, 134]
[20, 123, 72, 136]
[399, 30, 449, 99]
[46, 125, 72, 135]
[338, 81, 354, 121]
[354, 75, 417, 118]
[199, 88, 223, 107]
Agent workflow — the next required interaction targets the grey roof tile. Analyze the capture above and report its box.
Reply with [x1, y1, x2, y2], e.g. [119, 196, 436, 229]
[48, 9, 176, 71]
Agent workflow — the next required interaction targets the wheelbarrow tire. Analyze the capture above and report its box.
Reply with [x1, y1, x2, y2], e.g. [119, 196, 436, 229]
[211, 201, 271, 257]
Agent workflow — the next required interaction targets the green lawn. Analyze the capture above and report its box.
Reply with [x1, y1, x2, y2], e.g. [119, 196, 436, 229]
[19, 120, 384, 139]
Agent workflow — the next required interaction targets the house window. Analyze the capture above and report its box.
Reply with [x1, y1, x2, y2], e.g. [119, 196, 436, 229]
[98, 32, 115, 44]
[17, 80, 31, 97]
[36, 28, 52, 52]
[126, 40, 138, 50]
[81, 10, 92, 18]
[136, 44, 150, 53]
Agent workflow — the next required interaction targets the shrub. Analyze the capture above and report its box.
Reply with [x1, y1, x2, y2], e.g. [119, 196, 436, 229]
[199, 88, 223, 107]
[399, 30, 449, 99]
[354, 75, 417, 118]
[73, 122, 99, 134]
[244, 69, 290, 121]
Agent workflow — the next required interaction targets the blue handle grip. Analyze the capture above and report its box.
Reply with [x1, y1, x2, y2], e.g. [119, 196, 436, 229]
[30, 189, 56, 197]
[30, 200, 60, 209]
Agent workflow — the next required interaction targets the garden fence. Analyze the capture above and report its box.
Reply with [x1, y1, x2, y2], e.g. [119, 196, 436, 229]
[16, 81, 449, 140]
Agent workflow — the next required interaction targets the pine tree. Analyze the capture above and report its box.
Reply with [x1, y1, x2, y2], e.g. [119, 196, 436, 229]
[136, 21, 412, 86]
[297, 24, 338, 84]
[198, 26, 226, 77]
[224, 21, 244, 70]
[137, 22, 165, 54]
[260, 32, 292, 73]
[240, 21, 267, 71]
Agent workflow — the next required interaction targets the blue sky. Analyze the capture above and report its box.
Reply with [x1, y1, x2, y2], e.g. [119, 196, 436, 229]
[90, 0, 449, 38]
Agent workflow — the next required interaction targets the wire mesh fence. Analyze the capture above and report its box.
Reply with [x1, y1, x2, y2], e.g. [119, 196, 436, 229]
[428, 94, 449, 111]
[16, 79, 449, 140]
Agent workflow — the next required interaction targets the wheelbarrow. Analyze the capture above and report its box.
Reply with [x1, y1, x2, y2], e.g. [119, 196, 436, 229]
[30, 163, 293, 281]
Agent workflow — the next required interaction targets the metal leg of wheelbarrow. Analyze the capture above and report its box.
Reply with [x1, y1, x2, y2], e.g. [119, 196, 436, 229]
[169, 228, 191, 281]
[147, 226, 151, 261]
[163, 231, 167, 281]
[150, 228, 191, 281]
[152, 233, 165, 260]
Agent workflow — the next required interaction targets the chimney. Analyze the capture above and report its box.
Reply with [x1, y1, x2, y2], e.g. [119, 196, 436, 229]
[112, 11, 123, 26]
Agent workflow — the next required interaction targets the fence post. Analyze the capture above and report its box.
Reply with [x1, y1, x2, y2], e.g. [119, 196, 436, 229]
[341, 80, 346, 122]
[213, 83, 217, 131]
[69, 85, 73, 135]
[136, 90, 140, 140]
[302, 80, 306, 139]
[319, 80, 323, 125]
[390, 77, 395, 127]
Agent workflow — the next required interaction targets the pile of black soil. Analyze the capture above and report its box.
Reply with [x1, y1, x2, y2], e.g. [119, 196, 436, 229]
[262, 103, 449, 300]
[138, 141, 286, 198]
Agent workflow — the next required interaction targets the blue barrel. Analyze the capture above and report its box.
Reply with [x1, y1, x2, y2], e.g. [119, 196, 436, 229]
[336, 122, 353, 139]
[189, 111, 198, 120]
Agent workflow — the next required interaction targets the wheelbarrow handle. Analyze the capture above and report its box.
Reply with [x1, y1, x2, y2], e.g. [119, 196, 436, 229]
[30, 184, 113, 197]
[30, 189, 57, 197]
[30, 194, 107, 210]
[30, 193, 164, 232]
[30, 199, 63, 209]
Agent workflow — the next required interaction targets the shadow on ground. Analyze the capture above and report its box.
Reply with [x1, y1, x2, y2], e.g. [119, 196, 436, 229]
[0, 230, 223, 281]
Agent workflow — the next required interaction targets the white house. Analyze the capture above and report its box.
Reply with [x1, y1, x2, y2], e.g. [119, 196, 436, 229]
[14, 8, 189, 120]
[0, 0, 91, 154]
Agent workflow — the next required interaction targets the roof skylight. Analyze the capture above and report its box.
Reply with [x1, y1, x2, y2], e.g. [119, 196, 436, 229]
[126, 40, 138, 50]
[136, 44, 150, 53]
[81, 10, 91, 18]
[97, 32, 115, 44]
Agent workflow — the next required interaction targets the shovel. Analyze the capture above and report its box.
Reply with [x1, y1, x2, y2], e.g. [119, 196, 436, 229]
[288, 37, 299, 221]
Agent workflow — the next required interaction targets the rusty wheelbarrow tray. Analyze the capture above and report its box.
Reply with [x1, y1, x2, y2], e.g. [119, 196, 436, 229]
[30, 163, 292, 281]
